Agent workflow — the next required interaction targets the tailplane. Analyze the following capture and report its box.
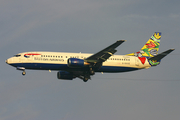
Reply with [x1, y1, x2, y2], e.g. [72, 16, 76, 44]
[126, 32, 161, 57]
[148, 49, 175, 66]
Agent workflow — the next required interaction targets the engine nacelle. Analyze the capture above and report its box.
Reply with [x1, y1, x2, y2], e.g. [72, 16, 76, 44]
[57, 71, 74, 80]
[68, 58, 89, 68]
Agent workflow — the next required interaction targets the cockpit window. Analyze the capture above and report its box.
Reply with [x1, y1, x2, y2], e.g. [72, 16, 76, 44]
[14, 54, 21, 57]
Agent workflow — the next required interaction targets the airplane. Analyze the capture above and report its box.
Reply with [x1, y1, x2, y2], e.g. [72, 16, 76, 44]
[6, 32, 174, 82]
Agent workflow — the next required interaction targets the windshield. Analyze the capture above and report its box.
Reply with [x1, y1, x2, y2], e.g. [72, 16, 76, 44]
[14, 54, 21, 57]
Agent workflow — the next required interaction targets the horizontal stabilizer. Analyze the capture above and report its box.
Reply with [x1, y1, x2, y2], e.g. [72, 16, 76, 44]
[148, 49, 175, 61]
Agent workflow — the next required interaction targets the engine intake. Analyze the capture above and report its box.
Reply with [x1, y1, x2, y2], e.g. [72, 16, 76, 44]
[57, 71, 74, 80]
[68, 58, 89, 68]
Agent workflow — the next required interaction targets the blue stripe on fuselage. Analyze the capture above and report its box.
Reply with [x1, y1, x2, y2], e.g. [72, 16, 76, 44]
[97, 66, 138, 72]
[9, 63, 139, 73]
[9, 63, 67, 70]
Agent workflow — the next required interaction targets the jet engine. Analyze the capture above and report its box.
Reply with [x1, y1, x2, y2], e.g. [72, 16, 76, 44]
[57, 71, 74, 80]
[67, 58, 89, 68]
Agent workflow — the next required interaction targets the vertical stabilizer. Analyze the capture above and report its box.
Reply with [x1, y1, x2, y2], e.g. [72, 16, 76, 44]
[127, 32, 161, 57]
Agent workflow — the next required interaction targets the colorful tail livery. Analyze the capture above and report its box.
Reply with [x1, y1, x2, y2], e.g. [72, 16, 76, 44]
[126, 32, 174, 66]
[127, 32, 161, 57]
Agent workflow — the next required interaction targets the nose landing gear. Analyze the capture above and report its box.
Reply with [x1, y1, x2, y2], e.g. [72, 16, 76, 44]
[16, 67, 26, 76]
[22, 71, 26, 76]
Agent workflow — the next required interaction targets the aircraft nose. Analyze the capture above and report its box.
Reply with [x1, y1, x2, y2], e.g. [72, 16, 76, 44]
[5, 59, 8, 64]
[5, 59, 9, 64]
[6, 58, 14, 64]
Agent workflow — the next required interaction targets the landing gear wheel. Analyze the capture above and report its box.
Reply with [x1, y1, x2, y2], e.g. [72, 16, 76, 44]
[83, 77, 88, 82]
[89, 67, 95, 75]
[82, 71, 91, 82]
[22, 71, 26, 76]
[90, 70, 95, 75]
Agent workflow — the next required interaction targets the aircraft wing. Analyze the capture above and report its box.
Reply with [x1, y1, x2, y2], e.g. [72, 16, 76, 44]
[85, 40, 125, 63]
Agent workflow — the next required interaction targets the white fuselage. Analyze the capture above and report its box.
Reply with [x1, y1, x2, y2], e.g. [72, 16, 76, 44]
[6, 51, 151, 73]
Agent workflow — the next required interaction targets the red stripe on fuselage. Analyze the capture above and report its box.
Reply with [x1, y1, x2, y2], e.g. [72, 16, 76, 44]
[24, 53, 41, 56]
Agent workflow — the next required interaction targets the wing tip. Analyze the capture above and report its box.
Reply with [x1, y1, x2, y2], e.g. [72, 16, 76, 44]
[117, 40, 126, 42]
[170, 48, 175, 51]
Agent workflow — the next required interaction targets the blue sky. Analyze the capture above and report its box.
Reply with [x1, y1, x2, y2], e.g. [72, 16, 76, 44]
[1, 0, 180, 120]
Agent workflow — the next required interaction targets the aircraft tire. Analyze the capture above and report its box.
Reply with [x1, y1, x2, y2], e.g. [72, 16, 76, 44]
[22, 71, 26, 76]
[90, 70, 95, 75]
[83, 77, 88, 82]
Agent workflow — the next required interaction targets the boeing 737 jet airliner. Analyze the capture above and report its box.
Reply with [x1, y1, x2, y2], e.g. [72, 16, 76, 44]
[6, 32, 174, 82]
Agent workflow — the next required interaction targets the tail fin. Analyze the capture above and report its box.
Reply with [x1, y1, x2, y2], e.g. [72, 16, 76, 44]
[126, 32, 161, 57]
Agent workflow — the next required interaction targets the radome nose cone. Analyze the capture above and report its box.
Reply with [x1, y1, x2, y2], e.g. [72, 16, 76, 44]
[5, 59, 8, 64]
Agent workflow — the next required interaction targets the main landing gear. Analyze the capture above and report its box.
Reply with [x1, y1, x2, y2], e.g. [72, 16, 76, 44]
[82, 68, 95, 82]
[83, 73, 90, 82]
[83, 77, 89, 82]
[78, 74, 90, 82]
[89, 68, 95, 75]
